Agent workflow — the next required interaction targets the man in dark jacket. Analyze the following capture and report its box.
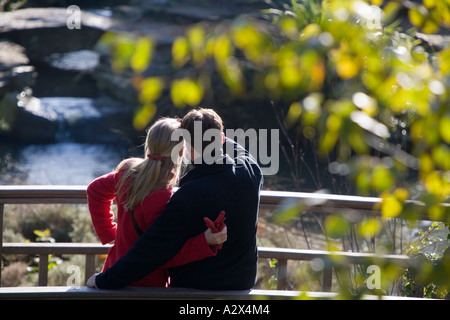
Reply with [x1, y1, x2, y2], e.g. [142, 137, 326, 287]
[90, 108, 263, 290]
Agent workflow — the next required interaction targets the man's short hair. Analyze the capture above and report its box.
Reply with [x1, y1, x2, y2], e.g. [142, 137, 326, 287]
[181, 108, 223, 152]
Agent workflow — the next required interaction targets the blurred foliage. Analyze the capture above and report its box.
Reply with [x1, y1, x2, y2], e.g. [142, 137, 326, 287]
[0, 0, 27, 11]
[96, 0, 450, 298]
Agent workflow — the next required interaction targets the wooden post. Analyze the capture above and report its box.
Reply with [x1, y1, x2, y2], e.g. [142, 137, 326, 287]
[322, 265, 333, 291]
[85, 254, 96, 285]
[277, 259, 288, 290]
[38, 254, 48, 286]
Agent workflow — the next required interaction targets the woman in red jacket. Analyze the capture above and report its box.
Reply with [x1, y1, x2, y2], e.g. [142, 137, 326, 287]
[87, 117, 226, 287]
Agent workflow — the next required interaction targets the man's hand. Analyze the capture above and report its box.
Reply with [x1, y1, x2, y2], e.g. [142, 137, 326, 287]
[86, 273, 99, 288]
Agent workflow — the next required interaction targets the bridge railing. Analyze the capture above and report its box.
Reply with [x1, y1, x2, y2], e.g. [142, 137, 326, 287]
[0, 185, 437, 291]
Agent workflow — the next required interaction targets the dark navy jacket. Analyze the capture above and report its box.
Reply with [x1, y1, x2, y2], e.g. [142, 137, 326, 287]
[95, 138, 263, 290]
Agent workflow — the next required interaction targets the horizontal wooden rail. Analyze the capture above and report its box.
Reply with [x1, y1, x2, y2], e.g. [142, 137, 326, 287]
[2, 243, 410, 291]
[0, 185, 383, 210]
[0, 185, 379, 208]
[1, 185, 446, 215]
[0, 185, 436, 292]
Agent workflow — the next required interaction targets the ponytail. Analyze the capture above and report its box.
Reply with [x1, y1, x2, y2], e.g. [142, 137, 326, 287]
[116, 118, 183, 211]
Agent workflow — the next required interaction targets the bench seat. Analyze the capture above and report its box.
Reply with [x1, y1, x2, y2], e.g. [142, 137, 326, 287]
[0, 286, 427, 300]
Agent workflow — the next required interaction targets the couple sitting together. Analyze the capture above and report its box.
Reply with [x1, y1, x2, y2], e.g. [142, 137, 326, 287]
[86, 108, 263, 290]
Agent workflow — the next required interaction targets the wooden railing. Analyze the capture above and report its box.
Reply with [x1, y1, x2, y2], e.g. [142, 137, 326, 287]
[0, 185, 435, 292]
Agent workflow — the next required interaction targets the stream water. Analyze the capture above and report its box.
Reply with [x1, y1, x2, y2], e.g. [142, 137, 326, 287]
[0, 141, 127, 185]
[0, 34, 133, 185]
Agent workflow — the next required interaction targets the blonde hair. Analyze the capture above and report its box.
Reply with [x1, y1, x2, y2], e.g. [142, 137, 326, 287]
[116, 118, 183, 211]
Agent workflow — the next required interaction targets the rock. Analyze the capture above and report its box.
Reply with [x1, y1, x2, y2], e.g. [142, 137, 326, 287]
[0, 40, 37, 94]
[0, 8, 109, 62]
[0, 40, 29, 71]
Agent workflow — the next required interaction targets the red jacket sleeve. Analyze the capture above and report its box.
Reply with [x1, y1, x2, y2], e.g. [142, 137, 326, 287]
[87, 172, 118, 245]
[166, 232, 218, 268]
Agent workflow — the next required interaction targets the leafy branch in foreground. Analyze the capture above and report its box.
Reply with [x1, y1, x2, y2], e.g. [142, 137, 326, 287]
[96, 0, 450, 297]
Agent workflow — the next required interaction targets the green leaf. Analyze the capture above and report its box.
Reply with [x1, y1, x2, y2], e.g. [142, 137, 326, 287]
[286, 102, 302, 127]
[439, 115, 450, 144]
[324, 214, 350, 238]
[358, 218, 382, 238]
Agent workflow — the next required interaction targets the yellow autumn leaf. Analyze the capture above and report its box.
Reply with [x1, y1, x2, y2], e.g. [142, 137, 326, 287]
[286, 102, 302, 127]
[336, 57, 359, 79]
[358, 218, 382, 238]
[130, 37, 154, 73]
[381, 197, 403, 218]
[172, 36, 190, 68]
[133, 103, 156, 131]
[170, 78, 204, 108]
[187, 26, 206, 65]
[138, 77, 163, 103]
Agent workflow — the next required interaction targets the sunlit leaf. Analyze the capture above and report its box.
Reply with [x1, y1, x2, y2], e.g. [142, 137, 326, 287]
[356, 169, 372, 194]
[409, 7, 425, 28]
[170, 78, 204, 108]
[423, 0, 436, 8]
[336, 57, 359, 79]
[310, 60, 326, 90]
[139, 77, 163, 103]
[381, 196, 402, 219]
[319, 131, 338, 153]
[438, 49, 450, 74]
[273, 200, 304, 225]
[428, 204, 444, 221]
[424, 171, 447, 197]
[326, 114, 342, 133]
[301, 23, 321, 40]
[214, 34, 233, 68]
[130, 37, 154, 73]
[286, 102, 302, 127]
[187, 26, 206, 65]
[133, 103, 156, 131]
[394, 188, 409, 202]
[358, 218, 382, 238]
[280, 65, 302, 88]
[419, 154, 434, 176]
[96, 31, 119, 53]
[172, 36, 190, 68]
[371, 164, 394, 192]
[324, 214, 350, 238]
[264, 71, 280, 91]
[348, 131, 369, 154]
[280, 16, 299, 38]
[409, 6, 439, 33]
[112, 36, 135, 72]
[432, 145, 450, 171]
[439, 115, 450, 144]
